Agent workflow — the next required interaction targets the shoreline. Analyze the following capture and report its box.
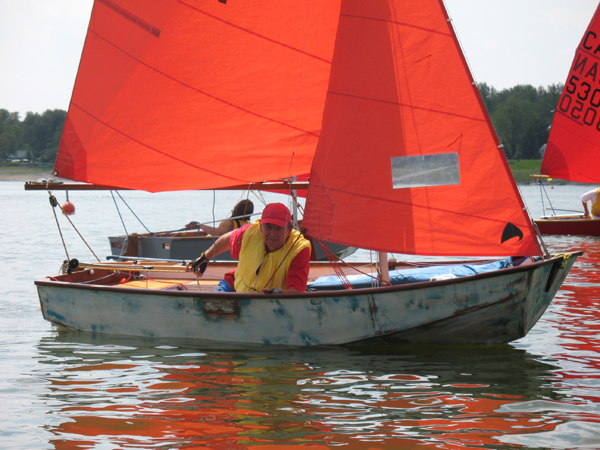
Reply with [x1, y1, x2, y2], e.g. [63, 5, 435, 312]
[0, 165, 579, 185]
[0, 165, 53, 182]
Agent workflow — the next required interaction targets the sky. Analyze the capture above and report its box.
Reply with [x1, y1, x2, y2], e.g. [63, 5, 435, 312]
[1, 0, 598, 120]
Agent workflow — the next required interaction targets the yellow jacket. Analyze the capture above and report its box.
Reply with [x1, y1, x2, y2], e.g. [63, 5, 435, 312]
[592, 188, 600, 217]
[234, 223, 311, 292]
[233, 219, 250, 229]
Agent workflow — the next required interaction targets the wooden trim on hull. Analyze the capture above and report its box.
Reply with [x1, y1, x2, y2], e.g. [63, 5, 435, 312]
[35, 253, 578, 299]
[535, 217, 600, 237]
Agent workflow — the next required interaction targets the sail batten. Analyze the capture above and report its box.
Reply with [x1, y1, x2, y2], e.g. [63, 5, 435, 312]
[98, 0, 162, 37]
[340, 13, 452, 38]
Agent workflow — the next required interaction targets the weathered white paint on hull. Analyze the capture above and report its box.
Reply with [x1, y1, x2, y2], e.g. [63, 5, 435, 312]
[36, 254, 579, 346]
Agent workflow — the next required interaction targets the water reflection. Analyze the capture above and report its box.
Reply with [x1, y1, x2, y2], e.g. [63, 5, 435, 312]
[500, 235, 600, 448]
[11, 184, 600, 449]
[37, 332, 574, 449]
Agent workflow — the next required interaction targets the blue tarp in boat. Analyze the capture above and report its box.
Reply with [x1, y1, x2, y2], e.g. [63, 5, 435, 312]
[307, 258, 513, 291]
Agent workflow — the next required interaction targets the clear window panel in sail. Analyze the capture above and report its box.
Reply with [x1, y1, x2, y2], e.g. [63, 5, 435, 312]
[391, 153, 460, 189]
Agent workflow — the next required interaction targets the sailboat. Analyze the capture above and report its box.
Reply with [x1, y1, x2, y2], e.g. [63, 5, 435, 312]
[29, 0, 580, 345]
[534, 3, 600, 236]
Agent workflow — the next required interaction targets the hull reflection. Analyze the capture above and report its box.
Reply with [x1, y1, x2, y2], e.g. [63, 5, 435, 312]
[38, 333, 566, 449]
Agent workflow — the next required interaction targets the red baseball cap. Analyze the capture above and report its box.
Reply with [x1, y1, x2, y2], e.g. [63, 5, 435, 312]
[261, 203, 292, 228]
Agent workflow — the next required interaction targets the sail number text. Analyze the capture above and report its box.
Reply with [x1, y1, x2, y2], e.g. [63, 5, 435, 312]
[559, 74, 600, 129]
[558, 39, 600, 130]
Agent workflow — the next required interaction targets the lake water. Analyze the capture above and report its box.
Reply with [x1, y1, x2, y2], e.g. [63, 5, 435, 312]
[1, 181, 599, 449]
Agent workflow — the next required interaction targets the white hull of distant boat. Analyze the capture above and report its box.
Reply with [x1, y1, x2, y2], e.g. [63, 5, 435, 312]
[36, 254, 578, 346]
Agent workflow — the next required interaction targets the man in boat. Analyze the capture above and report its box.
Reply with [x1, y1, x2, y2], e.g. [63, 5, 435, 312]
[191, 203, 311, 293]
[581, 188, 600, 218]
[185, 199, 254, 235]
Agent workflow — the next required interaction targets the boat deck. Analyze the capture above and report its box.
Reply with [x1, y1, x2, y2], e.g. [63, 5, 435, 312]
[65, 260, 387, 292]
[48, 258, 510, 293]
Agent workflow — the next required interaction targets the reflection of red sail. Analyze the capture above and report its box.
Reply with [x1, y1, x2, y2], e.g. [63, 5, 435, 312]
[299, 389, 557, 448]
[536, 238, 600, 410]
[43, 346, 578, 449]
[47, 359, 331, 449]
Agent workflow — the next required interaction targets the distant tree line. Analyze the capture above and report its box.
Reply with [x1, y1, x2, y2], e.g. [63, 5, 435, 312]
[0, 83, 562, 163]
[0, 109, 66, 163]
[479, 83, 563, 160]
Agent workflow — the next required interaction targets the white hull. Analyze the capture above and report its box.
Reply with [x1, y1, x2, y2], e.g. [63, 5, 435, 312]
[36, 253, 579, 346]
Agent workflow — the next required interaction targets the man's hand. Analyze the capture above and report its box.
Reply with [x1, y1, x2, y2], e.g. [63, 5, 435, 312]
[185, 221, 200, 229]
[191, 253, 209, 275]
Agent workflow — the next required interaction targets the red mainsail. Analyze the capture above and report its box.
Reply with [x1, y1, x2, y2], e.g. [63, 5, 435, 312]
[302, 0, 540, 257]
[55, 0, 340, 192]
[541, 3, 600, 183]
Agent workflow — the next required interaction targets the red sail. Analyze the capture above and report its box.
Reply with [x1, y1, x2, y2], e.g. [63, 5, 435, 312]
[54, 0, 340, 192]
[541, 3, 600, 183]
[303, 0, 540, 257]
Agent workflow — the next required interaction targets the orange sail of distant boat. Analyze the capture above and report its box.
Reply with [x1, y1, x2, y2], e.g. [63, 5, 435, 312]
[541, 3, 600, 183]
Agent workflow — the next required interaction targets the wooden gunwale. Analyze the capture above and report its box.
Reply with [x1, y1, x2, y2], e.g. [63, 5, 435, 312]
[35, 253, 580, 299]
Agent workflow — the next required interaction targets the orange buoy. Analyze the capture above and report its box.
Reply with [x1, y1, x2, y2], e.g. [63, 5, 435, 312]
[62, 201, 75, 215]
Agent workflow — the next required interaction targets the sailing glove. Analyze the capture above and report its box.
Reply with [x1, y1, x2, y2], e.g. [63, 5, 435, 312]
[192, 253, 209, 274]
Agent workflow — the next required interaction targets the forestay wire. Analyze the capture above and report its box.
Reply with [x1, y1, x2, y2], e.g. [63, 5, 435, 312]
[110, 191, 128, 235]
[111, 191, 154, 236]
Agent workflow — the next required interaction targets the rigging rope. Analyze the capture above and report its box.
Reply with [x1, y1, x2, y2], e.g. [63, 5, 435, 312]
[47, 191, 101, 262]
[209, 189, 217, 258]
[258, 231, 304, 292]
[113, 191, 154, 236]
[287, 188, 359, 290]
[110, 191, 128, 235]
[314, 238, 355, 290]
[537, 179, 557, 216]
[48, 193, 70, 262]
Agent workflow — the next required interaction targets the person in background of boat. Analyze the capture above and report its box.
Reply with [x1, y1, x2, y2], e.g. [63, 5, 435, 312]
[581, 188, 600, 219]
[185, 199, 254, 236]
[191, 203, 311, 294]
